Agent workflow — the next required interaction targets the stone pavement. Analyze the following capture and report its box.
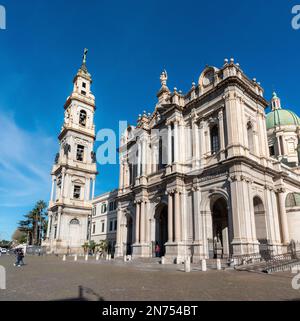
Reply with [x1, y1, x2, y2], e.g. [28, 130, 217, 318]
[0, 255, 299, 301]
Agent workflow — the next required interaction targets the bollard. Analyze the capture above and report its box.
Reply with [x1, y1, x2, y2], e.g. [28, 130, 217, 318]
[123, 255, 127, 262]
[74, 255, 78, 262]
[96, 254, 99, 261]
[184, 257, 191, 273]
[216, 259, 222, 270]
[106, 254, 109, 261]
[108, 254, 112, 261]
[85, 254, 88, 261]
[161, 256, 165, 265]
[62, 255, 66, 261]
[201, 259, 207, 272]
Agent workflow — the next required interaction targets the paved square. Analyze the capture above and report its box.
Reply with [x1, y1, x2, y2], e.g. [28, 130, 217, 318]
[0, 255, 299, 301]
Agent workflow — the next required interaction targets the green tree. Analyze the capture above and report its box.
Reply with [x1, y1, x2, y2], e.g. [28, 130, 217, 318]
[11, 229, 27, 244]
[89, 240, 96, 254]
[18, 200, 48, 246]
[82, 242, 89, 254]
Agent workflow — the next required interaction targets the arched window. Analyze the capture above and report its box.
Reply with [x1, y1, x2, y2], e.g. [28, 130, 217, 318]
[210, 125, 220, 154]
[247, 121, 254, 154]
[79, 110, 87, 127]
[70, 218, 80, 225]
[286, 193, 300, 207]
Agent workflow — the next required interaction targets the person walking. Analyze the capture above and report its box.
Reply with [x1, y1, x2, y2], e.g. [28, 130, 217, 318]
[14, 248, 25, 267]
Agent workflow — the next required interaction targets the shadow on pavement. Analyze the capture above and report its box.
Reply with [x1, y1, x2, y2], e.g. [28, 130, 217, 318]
[52, 285, 105, 301]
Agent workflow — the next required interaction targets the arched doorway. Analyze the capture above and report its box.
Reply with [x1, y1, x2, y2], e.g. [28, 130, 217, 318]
[154, 204, 168, 257]
[210, 197, 230, 259]
[253, 196, 269, 259]
[126, 216, 133, 255]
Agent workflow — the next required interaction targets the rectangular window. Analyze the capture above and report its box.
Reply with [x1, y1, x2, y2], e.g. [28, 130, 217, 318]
[101, 203, 107, 213]
[114, 200, 117, 210]
[92, 223, 96, 234]
[82, 82, 86, 88]
[76, 145, 84, 161]
[92, 207, 96, 216]
[269, 145, 275, 156]
[73, 185, 81, 199]
[81, 90, 86, 95]
[109, 220, 113, 232]
[101, 221, 105, 233]
[114, 220, 117, 231]
[109, 201, 114, 212]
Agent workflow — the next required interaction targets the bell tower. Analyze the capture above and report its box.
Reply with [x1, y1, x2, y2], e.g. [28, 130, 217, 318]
[45, 49, 98, 254]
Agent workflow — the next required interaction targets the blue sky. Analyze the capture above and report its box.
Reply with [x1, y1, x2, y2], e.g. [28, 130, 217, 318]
[0, 0, 300, 240]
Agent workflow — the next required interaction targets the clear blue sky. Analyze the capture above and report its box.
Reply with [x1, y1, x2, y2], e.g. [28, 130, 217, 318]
[0, 0, 300, 240]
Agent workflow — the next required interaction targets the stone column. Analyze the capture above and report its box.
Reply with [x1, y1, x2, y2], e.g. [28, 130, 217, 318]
[119, 161, 124, 189]
[278, 190, 290, 244]
[230, 175, 248, 254]
[174, 121, 179, 163]
[192, 121, 200, 167]
[218, 110, 225, 151]
[84, 178, 89, 201]
[140, 201, 145, 243]
[60, 169, 66, 198]
[141, 139, 146, 176]
[92, 178, 95, 200]
[199, 121, 205, 167]
[115, 208, 123, 256]
[46, 212, 52, 238]
[168, 193, 173, 242]
[57, 207, 62, 240]
[135, 202, 140, 244]
[137, 142, 141, 177]
[192, 187, 201, 242]
[50, 176, 55, 202]
[168, 124, 172, 165]
[174, 190, 181, 242]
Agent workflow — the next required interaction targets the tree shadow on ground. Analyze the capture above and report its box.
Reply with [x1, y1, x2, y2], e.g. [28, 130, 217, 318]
[52, 285, 105, 301]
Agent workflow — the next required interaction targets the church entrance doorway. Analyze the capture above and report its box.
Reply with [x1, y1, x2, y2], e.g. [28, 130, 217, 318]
[126, 216, 133, 255]
[210, 197, 230, 259]
[154, 204, 168, 257]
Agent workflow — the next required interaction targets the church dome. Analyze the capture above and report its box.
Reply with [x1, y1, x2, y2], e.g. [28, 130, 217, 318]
[266, 92, 300, 130]
[266, 109, 300, 130]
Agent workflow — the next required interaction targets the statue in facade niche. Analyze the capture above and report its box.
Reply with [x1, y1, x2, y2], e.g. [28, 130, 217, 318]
[91, 151, 97, 163]
[54, 153, 59, 164]
[63, 143, 71, 155]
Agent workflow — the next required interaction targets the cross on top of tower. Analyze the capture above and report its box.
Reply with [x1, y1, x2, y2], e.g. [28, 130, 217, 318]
[82, 48, 88, 65]
[79, 48, 89, 74]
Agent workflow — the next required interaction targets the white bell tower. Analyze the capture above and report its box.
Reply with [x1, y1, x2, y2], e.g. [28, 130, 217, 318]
[44, 49, 98, 254]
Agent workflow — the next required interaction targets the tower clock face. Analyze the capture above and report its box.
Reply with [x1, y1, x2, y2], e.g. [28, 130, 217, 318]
[203, 70, 214, 87]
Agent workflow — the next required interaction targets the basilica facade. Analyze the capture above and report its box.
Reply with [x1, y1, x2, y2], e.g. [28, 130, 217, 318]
[44, 54, 300, 264]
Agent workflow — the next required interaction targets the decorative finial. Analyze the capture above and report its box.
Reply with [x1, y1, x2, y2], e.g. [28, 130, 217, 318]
[230, 58, 234, 63]
[224, 58, 229, 64]
[82, 48, 88, 65]
[160, 69, 168, 86]
[272, 91, 277, 98]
